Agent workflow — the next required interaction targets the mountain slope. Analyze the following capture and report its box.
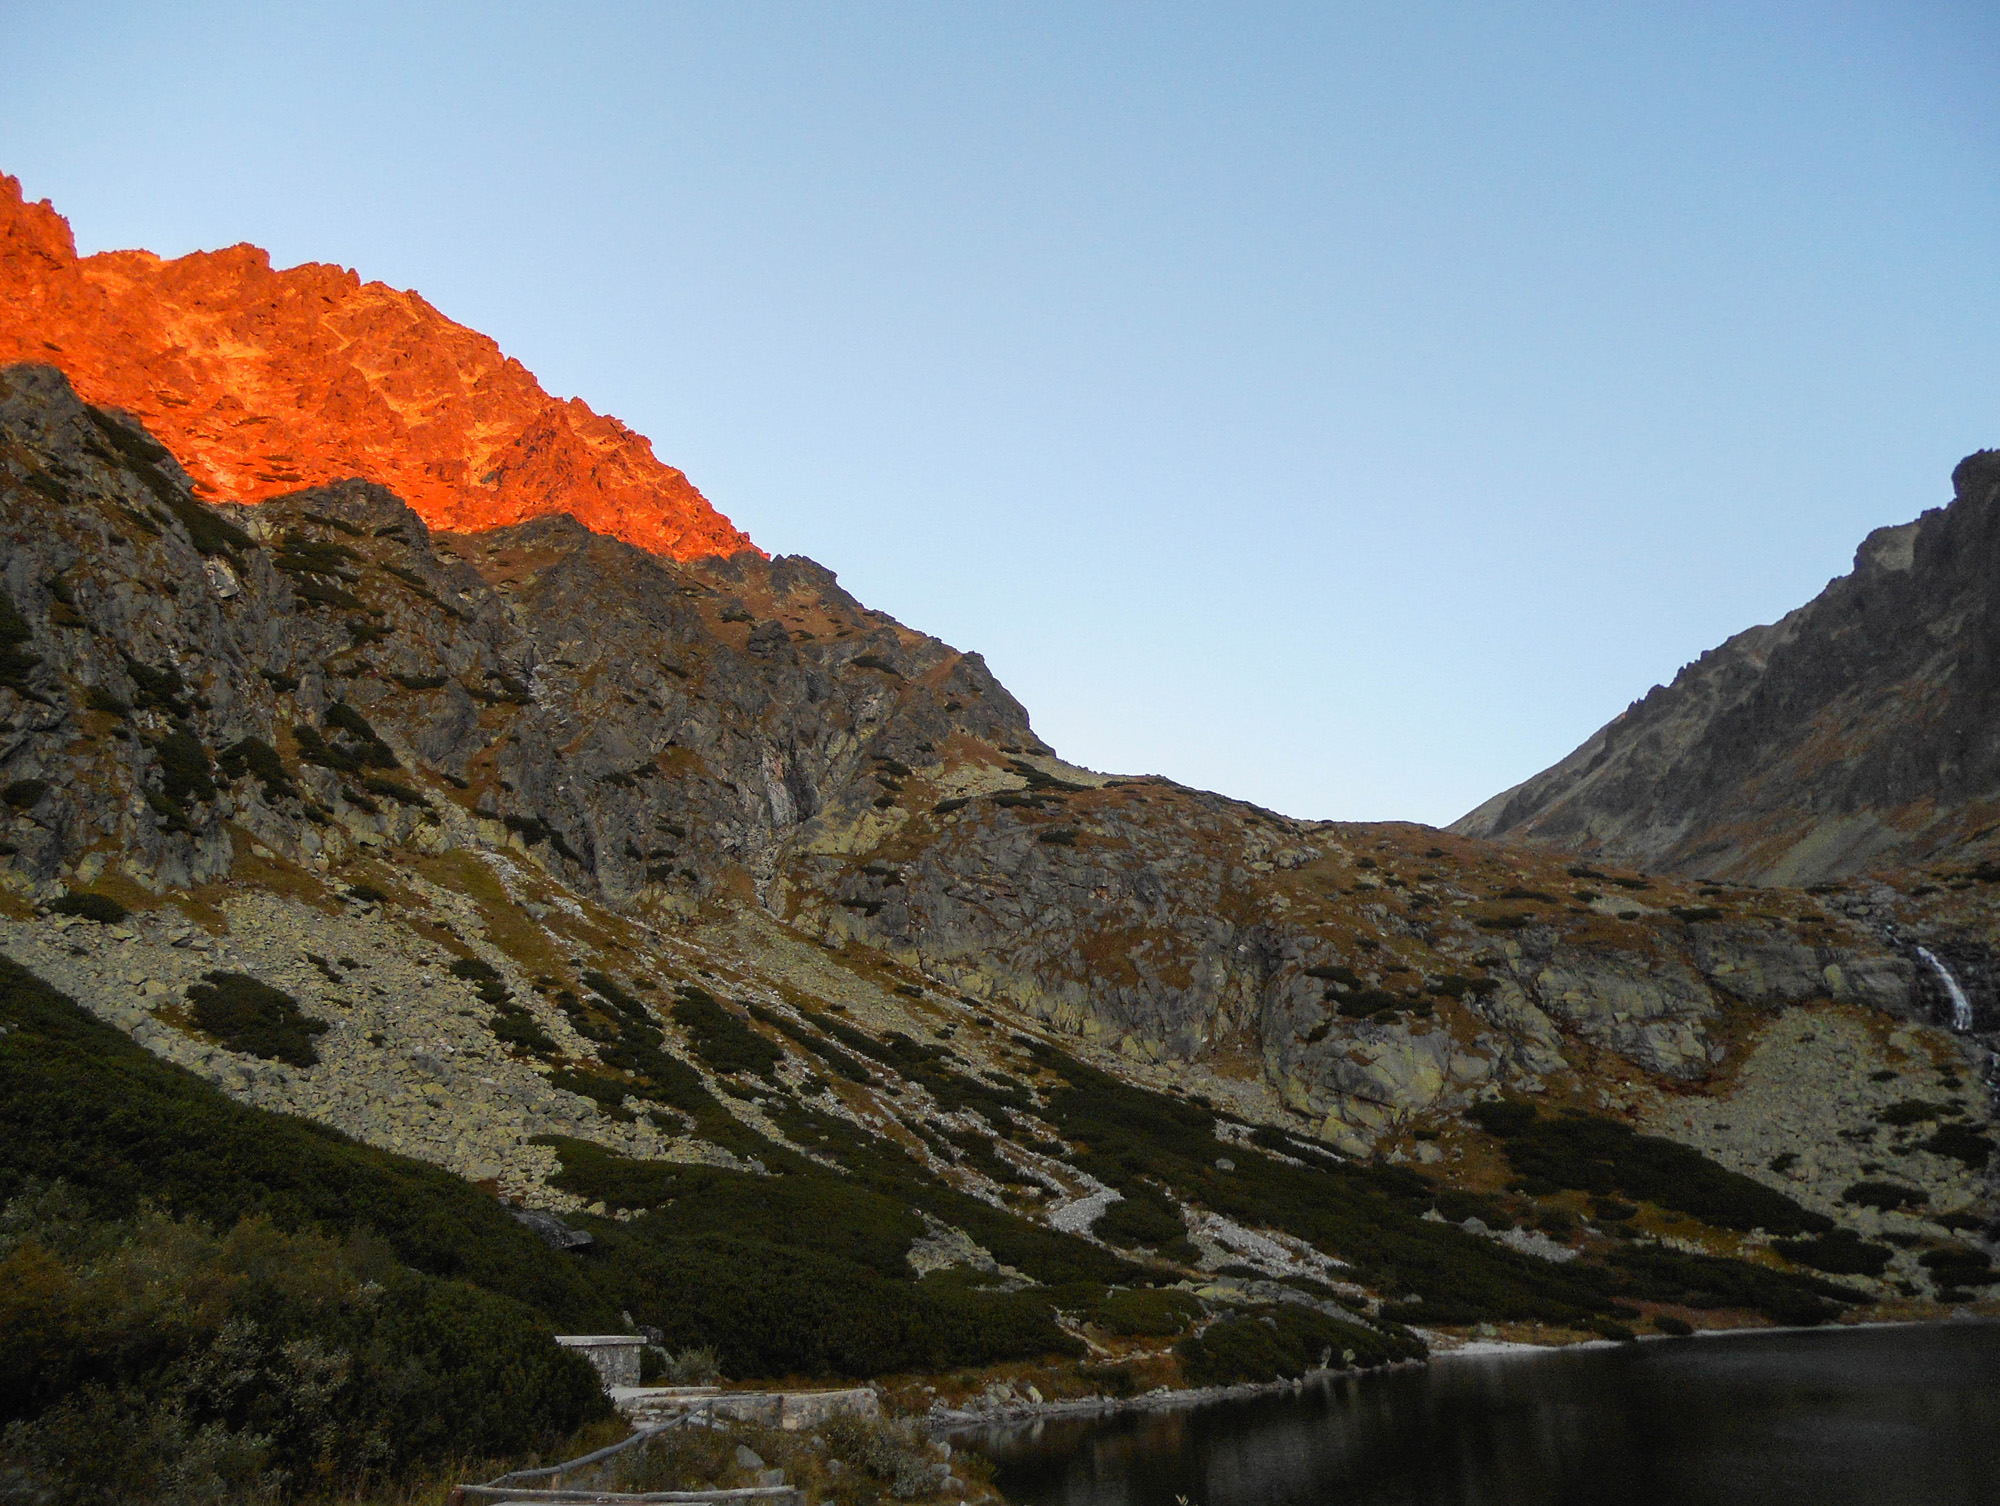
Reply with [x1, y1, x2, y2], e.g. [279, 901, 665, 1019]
[1454, 450, 2000, 885]
[1, 355, 1988, 1247]
[0, 174, 756, 560]
[0, 163, 1990, 1424]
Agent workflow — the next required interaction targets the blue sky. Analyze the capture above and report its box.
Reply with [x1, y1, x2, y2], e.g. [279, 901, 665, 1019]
[7, 3, 1998, 824]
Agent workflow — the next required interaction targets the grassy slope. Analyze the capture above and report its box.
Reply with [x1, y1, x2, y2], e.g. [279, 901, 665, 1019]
[0, 952, 620, 1329]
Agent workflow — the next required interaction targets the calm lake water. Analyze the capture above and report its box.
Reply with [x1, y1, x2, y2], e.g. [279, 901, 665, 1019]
[961, 1321, 2000, 1506]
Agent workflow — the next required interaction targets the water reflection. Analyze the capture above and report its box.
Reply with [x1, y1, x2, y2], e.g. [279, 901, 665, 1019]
[963, 1321, 2000, 1506]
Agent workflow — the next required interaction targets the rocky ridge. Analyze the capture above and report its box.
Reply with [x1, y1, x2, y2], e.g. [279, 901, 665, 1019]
[1454, 450, 2000, 885]
[0, 174, 756, 560]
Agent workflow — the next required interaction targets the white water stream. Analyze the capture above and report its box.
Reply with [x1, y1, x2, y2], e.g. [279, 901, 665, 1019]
[1914, 945, 1975, 1033]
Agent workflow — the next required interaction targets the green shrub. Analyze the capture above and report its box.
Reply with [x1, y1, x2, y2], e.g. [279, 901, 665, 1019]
[1653, 1315, 1693, 1337]
[500, 813, 581, 863]
[48, 893, 129, 925]
[0, 1379, 276, 1506]
[645, 1344, 722, 1385]
[670, 985, 782, 1079]
[749, 1003, 876, 1085]
[533, 981, 752, 1151]
[295, 704, 400, 778]
[1604, 1245, 1846, 1327]
[0, 1188, 608, 1497]
[489, 1005, 558, 1056]
[1481, 1107, 1830, 1236]
[1467, 1100, 1538, 1137]
[185, 973, 328, 1068]
[155, 726, 216, 808]
[1305, 964, 1362, 987]
[355, 776, 425, 807]
[448, 964, 556, 1056]
[1094, 1288, 1202, 1337]
[0, 585, 42, 694]
[272, 530, 359, 580]
[555, 1215, 1078, 1379]
[1, 779, 47, 810]
[1918, 1246, 1992, 1279]
[1842, 1180, 1926, 1212]
[216, 737, 295, 801]
[1876, 1099, 1956, 1127]
[1046, 1051, 1613, 1327]
[323, 702, 398, 764]
[1337, 989, 1404, 1018]
[1078, 1362, 1138, 1397]
[1432, 973, 1497, 999]
[616, 1414, 953, 1502]
[1175, 1304, 1415, 1386]
[449, 957, 511, 1005]
[1095, 1186, 1185, 1249]
[1919, 1123, 1994, 1170]
[794, 1007, 1026, 1117]
[1773, 1230, 1894, 1277]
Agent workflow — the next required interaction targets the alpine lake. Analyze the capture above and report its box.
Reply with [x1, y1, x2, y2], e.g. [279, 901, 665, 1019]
[958, 1320, 2000, 1506]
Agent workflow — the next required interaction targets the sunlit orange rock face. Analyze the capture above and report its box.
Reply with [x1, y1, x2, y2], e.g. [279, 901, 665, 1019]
[0, 175, 759, 560]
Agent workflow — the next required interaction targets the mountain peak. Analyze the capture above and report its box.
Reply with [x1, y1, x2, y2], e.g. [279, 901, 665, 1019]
[1452, 448, 2000, 883]
[0, 174, 759, 561]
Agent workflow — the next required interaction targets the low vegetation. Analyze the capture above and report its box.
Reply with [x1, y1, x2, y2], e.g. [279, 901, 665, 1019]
[0, 1186, 607, 1503]
[1176, 1303, 1419, 1386]
[1771, 1229, 1895, 1277]
[1469, 1100, 1832, 1236]
[669, 983, 782, 1079]
[0, 960, 619, 1500]
[612, 1414, 982, 1505]
[184, 972, 328, 1068]
[48, 892, 129, 925]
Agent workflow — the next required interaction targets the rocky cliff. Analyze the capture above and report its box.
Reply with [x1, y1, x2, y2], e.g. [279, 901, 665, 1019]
[0, 174, 756, 560]
[1454, 450, 2000, 886]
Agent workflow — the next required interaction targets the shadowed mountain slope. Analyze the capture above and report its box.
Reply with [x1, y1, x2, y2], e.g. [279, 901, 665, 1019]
[1455, 450, 2000, 885]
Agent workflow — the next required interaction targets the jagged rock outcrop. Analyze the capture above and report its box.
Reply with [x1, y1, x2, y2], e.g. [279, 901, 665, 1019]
[0, 174, 756, 559]
[1453, 450, 2000, 884]
[0, 361, 1018, 898]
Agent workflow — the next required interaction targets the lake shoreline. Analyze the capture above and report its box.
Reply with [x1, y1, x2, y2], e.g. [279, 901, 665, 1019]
[929, 1312, 1997, 1434]
[958, 1318, 2000, 1506]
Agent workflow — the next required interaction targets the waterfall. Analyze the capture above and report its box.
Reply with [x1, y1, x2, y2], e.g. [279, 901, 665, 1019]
[1915, 945, 1975, 1033]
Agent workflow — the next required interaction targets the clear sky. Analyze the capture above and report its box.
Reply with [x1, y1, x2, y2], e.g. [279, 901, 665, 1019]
[7, 3, 1999, 825]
